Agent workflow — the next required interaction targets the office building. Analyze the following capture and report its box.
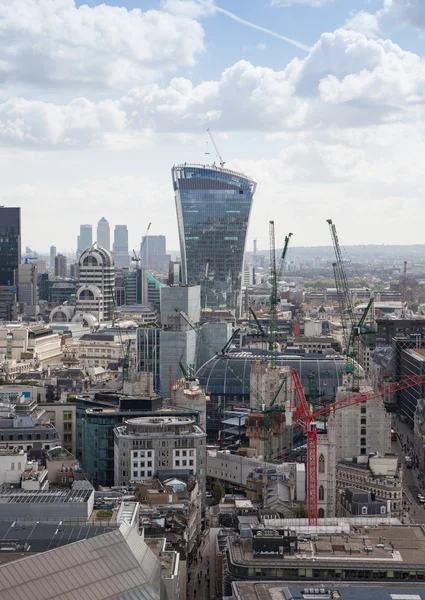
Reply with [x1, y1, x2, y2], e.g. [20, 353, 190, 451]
[224, 522, 425, 593]
[113, 224, 129, 267]
[77, 224, 92, 257]
[75, 243, 115, 322]
[159, 285, 200, 397]
[54, 253, 67, 278]
[137, 326, 161, 393]
[172, 164, 256, 313]
[97, 216, 110, 251]
[141, 234, 169, 270]
[114, 415, 206, 491]
[376, 317, 425, 346]
[0, 207, 20, 287]
[49, 245, 56, 268]
[399, 348, 425, 426]
[0, 207, 20, 320]
[18, 262, 38, 315]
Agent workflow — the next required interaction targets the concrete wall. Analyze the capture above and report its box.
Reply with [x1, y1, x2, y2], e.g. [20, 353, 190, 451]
[0, 492, 94, 521]
[0, 452, 26, 484]
[334, 386, 391, 461]
[206, 450, 305, 502]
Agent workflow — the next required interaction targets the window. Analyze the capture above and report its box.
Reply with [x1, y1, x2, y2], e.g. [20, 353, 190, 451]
[61, 477, 67, 483]
[133, 471, 138, 477]
[175, 460, 180, 466]
[318, 508, 325, 518]
[360, 438, 366, 446]
[319, 485, 324, 501]
[11, 462, 14, 470]
[318, 454, 325, 474]
[147, 470, 152, 477]
[361, 506, 368, 515]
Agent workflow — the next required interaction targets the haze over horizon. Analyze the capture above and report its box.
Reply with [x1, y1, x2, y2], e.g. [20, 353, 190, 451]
[3, 0, 425, 251]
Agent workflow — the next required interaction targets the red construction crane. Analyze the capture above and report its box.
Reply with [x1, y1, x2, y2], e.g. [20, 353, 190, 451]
[289, 369, 425, 525]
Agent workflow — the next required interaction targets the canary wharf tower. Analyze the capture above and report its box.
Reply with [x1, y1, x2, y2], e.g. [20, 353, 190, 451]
[172, 164, 257, 314]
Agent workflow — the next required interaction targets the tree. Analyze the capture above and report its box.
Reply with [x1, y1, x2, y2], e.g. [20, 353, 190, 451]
[408, 302, 420, 314]
[212, 479, 225, 504]
[292, 504, 308, 518]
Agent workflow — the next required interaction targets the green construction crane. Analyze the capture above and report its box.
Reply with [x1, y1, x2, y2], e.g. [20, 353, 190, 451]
[263, 375, 288, 463]
[268, 222, 293, 365]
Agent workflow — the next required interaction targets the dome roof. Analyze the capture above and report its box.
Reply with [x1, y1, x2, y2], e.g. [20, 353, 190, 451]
[196, 349, 350, 397]
[49, 305, 75, 323]
[79, 242, 113, 267]
[71, 312, 98, 328]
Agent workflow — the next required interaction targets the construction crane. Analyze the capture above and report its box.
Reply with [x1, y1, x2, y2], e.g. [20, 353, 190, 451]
[207, 128, 225, 168]
[327, 219, 375, 391]
[268, 222, 293, 362]
[402, 260, 408, 317]
[179, 308, 289, 461]
[131, 222, 152, 265]
[289, 368, 425, 525]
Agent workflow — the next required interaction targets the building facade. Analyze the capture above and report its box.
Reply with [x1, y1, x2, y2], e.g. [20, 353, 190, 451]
[172, 164, 256, 313]
[77, 224, 92, 257]
[0, 207, 20, 320]
[54, 253, 67, 278]
[76, 243, 115, 321]
[96, 216, 110, 251]
[113, 224, 129, 268]
[114, 415, 206, 492]
[399, 348, 425, 426]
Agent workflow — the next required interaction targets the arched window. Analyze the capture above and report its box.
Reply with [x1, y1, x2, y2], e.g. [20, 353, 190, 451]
[80, 289, 94, 300]
[83, 255, 98, 266]
[318, 508, 325, 518]
[319, 485, 324, 501]
[319, 454, 325, 474]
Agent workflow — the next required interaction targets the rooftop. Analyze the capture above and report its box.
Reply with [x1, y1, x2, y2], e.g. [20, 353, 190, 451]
[229, 525, 425, 568]
[0, 485, 92, 504]
[232, 583, 425, 600]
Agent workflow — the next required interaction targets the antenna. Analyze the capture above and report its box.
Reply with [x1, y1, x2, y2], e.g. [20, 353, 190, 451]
[207, 128, 225, 168]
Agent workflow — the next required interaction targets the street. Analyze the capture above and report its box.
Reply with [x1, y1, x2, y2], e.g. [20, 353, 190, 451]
[392, 415, 425, 524]
[187, 526, 220, 600]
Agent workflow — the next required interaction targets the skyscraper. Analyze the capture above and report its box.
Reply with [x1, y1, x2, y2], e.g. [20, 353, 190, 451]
[140, 235, 168, 270]
[97, 217, 110, 251]
[77, 224, 92, 257]
[49, 245, 56, 268]
[0, 207, 20, 320]
[172, 164, 256, 313]
[113, 224, 129, 268]
[0, 207, 21, 287]
[55, 254, 67, 278]
[18, 262, 38, 315]
[76, 243, 115, 321]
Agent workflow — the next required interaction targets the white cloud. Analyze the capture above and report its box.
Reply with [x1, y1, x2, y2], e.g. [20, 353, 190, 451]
[379, 0, 425, 30]
[0, 0, 205, 93]
[161, 0, 215, 18]
[271, 0, 332, 6]
[344, 11, 380, 38]
[0, 29, 425, 147]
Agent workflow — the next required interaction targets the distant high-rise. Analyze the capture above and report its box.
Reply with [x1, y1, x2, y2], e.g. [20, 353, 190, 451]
[113, 224, 129, 268]
[97, 217, 110, 251]
[77, 225, 92, 257]
[55, 254, 67, 278]
[140, 235, 169, 270]
[0, 207, 20, 320]
[0, 207, 21, 287]
[172, 164, 256, 313]
[18, 262, 38, 316]
[50, 245, 56, 268]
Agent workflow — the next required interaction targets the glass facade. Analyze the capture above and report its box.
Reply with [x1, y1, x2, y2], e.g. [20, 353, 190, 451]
[0, 207, 20, 287]
[172, 164, 256, 313]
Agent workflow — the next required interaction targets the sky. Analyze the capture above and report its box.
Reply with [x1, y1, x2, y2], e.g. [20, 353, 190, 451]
[2, 0, 425, 254]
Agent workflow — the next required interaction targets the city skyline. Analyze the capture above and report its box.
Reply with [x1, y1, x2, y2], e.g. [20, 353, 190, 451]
[2, 0, 425, 251]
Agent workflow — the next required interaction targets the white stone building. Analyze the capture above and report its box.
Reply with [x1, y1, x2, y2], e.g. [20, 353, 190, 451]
[76, 243, 115, 322]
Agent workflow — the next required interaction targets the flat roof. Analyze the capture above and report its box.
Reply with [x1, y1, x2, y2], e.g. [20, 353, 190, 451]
[232, 583, 425, 600]
[229, 525, 425, 568]
[0, 486, 92, 504]
[0, 520, 115, 555]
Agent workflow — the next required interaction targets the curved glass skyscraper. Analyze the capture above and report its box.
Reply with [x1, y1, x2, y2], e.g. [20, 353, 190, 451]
[172, 164, 257, 313]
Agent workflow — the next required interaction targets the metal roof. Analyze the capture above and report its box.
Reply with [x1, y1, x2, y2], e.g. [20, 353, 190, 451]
[0, 522, 161, 600]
